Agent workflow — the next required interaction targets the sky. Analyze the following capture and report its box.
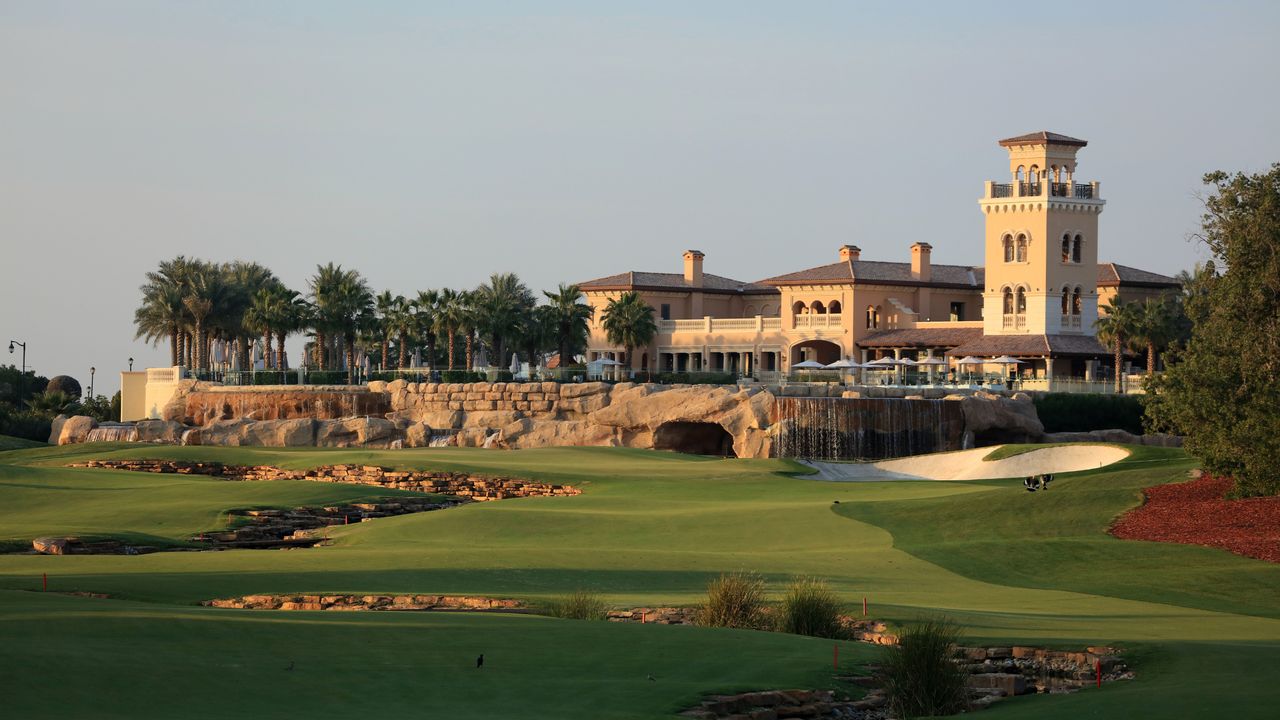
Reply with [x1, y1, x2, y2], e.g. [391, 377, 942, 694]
[2, 1, 1278, 394]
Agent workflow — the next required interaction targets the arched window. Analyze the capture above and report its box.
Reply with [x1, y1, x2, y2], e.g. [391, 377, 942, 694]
[810, 300, 826, 314]
[1015, 166, 1025, 182]
[865, 305, 876, 329]
[792, 301, 805, 316]
[1072, 286, 1082, 315]
[1072, 234, 1083, 264]
[874, 306, 882, 328]
[1002, 234, 1014, 263]
[828, 300, 842, 314]
[744, 304, 757, 318]
[1002, 287, 1014, 315]
[1015, 287, 1027, 315]
[1061, 286, 1070, 315]
[1061, 233, 1071, 263]
[1015, 234, 1028, 262]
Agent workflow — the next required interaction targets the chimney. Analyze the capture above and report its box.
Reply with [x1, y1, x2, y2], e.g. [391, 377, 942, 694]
[683, 250, 705, 287]
[911, 242, 932, 281]
[839, 244, 861, 262]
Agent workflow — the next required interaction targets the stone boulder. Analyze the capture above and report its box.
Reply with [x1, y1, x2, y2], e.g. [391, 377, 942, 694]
[952, 392, 1043, 444]
[53, 415, 98, 445]
[387, 408, 464, 429]
[315, 417, 399, 448]
[134, 419, 188, 444]
[47, 415, 69, 445]
[586, 384, 772, 457]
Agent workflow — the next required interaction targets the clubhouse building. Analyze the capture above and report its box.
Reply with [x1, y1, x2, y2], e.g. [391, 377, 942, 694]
[578, 132, 1179, 385]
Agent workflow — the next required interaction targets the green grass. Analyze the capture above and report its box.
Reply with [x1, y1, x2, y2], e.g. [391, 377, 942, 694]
[0, 434, 45, 451]
[1, 442, 1279, 717]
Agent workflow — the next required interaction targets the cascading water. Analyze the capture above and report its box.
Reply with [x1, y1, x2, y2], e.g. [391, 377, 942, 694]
[773, 397, 965, 461]
[85, 424, 139, 443]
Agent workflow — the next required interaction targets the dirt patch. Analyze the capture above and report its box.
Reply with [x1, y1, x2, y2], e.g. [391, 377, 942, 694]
[1110, 473, 1280, 563]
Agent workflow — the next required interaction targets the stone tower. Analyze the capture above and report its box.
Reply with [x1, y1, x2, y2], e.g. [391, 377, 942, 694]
[978, 132, 1105, 337]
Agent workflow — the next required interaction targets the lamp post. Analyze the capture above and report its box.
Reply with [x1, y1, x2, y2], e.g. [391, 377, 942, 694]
[8, 340, 26, 374]
[128, 357, 134, 371]
[89, 367, 95, 399]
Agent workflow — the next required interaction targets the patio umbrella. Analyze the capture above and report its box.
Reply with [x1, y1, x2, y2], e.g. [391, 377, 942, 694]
[823, 359, 862, 370]
[791, 360, 826, 369]
[865, 357, 902, 367]
[898, 357, 919, 366]
[955, 356, 984, 366]
[990, 355, 1025, 365]
[510, 353, 521, 376]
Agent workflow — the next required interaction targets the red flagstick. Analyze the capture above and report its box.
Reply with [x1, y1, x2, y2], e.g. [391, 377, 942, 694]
[863, 596, 867, 616]
[1096, 660, 1102, 688]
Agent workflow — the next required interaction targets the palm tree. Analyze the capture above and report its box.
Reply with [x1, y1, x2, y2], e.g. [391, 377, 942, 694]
[516, 305, 555, 376]
[134, 256, 196, 366]
[434, 288, 463, 371]
[374, 290, 403, 370]
[542, 283, 594, 367]
[309, 264, 374, 381]
[601, 291, 657, 378]
[308, 263, 347, 370]
[244, 287, 279, 369]
[458, 290, 479, 370]
[413, 289, 440, 369]
[1095, 299, 1141, 393]
[475, 273, 535, 369]
[1132, 298, 1176, 375]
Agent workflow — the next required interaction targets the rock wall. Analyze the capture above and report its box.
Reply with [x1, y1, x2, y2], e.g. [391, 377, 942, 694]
[67, 380, 1067, 459]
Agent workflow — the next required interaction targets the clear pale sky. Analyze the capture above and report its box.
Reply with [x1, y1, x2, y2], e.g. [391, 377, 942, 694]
[3, 1, 1278, 394]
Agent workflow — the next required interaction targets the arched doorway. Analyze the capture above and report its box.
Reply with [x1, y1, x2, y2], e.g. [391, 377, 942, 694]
[789, 340, 841, 366]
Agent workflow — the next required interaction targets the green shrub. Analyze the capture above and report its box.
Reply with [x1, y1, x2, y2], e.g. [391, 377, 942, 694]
[697, 572, 767, 629]
[777, 577, 844, 638]
[303, 370, 348, 385]
[879, 617, 969, 719]
[0, 405, 52, 442]
[493, 370, 515, 382]
[1032, 393, 1145, 434]
[543, 590, 608, 620]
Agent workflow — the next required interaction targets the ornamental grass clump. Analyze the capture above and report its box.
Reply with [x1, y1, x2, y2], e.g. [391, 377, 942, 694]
[697, 571, 766, 629]
[544, 590, 608, 620]
[879, 617, 969, 719]
[777, 576, 844, 638]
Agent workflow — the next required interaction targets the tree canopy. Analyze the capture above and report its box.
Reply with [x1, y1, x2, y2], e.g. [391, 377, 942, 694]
[1146, 164, 1280, 496]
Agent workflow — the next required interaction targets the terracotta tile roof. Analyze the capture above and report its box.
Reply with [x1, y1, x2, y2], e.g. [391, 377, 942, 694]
[858, 327, 985, 349]
[946, 334, 1108, 358]
[1097, 263, 1180, 288]
[760, 260, 983, 288]
[998, 131, 1088, 147]
[578, 271, 775, 295]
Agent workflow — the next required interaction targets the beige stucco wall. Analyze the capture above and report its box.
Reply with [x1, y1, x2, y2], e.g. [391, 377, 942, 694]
[119, 371, 148, 421]
[141, 367, 183, 420]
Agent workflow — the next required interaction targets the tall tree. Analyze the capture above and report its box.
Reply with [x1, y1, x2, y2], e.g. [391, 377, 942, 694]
[1094, 299, 1140, 393]
[600, 291, 657, 377]
[413, 289, 440, 370]
[1147, 165, 1280, 497]
[1132, 297, 1177, 375]
[134, 256, 196, 367]
[374, 290, 403, 370]
[434, 288, 463, 371]
[309, 264, 373, 381]
[475, 273, 535, 368]
[543, 283, 594, 367]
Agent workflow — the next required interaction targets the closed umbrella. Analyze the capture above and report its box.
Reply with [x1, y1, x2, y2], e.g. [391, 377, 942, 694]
[510, 352, 521, 377]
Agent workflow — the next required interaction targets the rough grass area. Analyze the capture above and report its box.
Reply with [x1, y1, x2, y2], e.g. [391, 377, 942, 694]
[1, 443, 1279, 717]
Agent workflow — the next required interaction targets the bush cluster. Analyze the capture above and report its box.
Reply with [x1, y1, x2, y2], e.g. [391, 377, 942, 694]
[697, 572, 767, 630]
[1033, 393, 1145, 434]
[543, 590, 609, 621]
[776, 577, 844, 639]
[879, 617, 969, 719]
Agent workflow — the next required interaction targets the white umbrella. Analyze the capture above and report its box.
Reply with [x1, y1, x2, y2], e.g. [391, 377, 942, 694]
[598, 358, 623, 366]
[898, 357, 919, 366]
[955, 356, 985, 366]
[866, 357, 903, 366]
[824, 359, 862, 369]
[791, 360, 826, 369]
[990, 355, 1025, 365]
[510, 352, 521, 376]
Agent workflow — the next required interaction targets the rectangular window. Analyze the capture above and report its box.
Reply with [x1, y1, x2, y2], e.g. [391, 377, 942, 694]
[660, 304, 670, 320]
[950, 302, 964, 321]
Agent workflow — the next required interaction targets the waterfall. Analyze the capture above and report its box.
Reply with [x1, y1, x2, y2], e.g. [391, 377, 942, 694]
[427, 430, 456, 448]
[773, 397, 964, 461]
[85, 424, 139, 443]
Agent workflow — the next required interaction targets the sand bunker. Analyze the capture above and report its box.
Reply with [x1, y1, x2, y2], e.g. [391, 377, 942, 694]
[802, 444, 1130, 482]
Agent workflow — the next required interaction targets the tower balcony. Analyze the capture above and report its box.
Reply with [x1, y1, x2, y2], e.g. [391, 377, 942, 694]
[986, 180, 1099, 200]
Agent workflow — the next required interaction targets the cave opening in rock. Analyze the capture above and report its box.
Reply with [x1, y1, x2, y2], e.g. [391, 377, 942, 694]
[653, 421, 736, 457]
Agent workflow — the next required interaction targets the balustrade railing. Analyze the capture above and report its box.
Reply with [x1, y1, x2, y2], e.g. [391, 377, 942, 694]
[1002, 314, 1027, 330]
[991, 183, 1013, 198]
[793, 313, 843, 329]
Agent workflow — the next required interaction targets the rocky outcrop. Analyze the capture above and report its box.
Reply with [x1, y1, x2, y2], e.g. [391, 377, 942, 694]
[70, 460, 580, 501]
[949, 391, 1043, 446]
[134, 419, 188, 444]
[180, 387, 389, 426]
[49, 415, 97, 445]
[204, 594, 524, 612]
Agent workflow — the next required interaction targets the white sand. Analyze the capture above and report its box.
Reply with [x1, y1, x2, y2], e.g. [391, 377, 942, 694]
[801, 444, 1130, 482]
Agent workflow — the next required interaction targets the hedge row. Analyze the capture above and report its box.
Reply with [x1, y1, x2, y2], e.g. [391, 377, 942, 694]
[1032, 393, 1145, 434]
